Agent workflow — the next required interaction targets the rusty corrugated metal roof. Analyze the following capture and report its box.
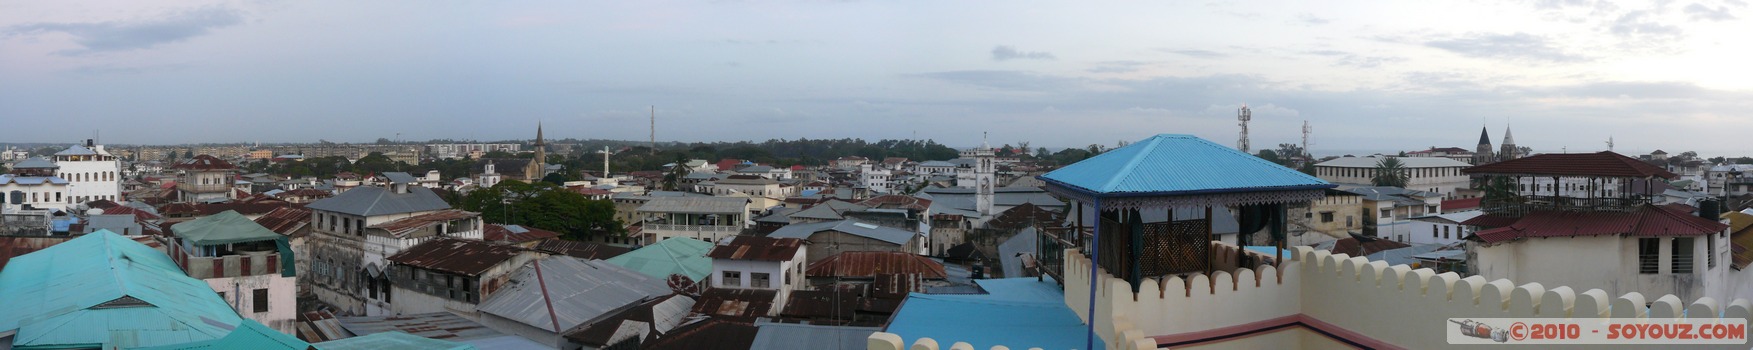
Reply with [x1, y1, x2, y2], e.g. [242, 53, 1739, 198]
[171, 155, 237, 170]
[0, 236, 71, 271]
[484, 224, 560, 243]
[640, 318, 759, 350]
[530, 238, 630, 260]
[367, 209, 479, 238]
[691, 288, 777, 318]
[805, 251, 946, 279]
[254, 207, 311, 238]
[385, 238, 531, 276]
[706, 236, 804, 261]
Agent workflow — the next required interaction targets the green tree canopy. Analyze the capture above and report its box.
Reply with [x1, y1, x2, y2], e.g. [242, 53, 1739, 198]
[1371, 157, 1410, 188]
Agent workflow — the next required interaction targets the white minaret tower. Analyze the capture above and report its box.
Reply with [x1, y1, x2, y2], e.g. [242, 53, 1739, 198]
[1237, 104, 1252, 153]
[975, 132, 995, 216]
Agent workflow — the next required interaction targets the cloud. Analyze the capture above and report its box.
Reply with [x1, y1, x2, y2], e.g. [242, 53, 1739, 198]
[1683, 3, 1738, 21]
[908, 70, 1073, 91]
[1424, 32, 1591, 63]
[1160, 49, 1227, 58]
[1304, 50, 1404, 68]
[1296, 13, 1330, 25]
[1608, 10, 1684, 38]
[1086, 60, 1154, 73]
[8, 6, 244, 55]
[990, 45, 1056, 61]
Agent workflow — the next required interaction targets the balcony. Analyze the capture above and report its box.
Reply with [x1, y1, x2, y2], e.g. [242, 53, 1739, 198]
[177, 183, 232, 193]
[644, 223, 742, 233]
[1482, 195, 1648, 217]
[179, 249, 282, 279]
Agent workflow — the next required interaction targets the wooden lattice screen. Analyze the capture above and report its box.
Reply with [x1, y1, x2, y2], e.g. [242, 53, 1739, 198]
[1142, 219, 1210, 276]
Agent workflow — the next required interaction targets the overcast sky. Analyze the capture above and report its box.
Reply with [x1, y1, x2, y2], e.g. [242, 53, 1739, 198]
[4, 1, 1753, 156]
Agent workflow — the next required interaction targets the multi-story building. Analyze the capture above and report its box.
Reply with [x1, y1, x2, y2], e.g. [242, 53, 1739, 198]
[53, 140, 121, 203]
[0, 158, 70, 209]
[385, 238, 542, 319]
[1287, 189, 1364, 246]
[174, 155, 238, 203]
[426, 143, 520, 160]
[1313, 156, 1471, 198]
[707, 236, 807, 314]
[859, 164, 893, 194]
[164, 210, 298, 334]
[635, 196, 751, 245]
[304, 172, 482, 316]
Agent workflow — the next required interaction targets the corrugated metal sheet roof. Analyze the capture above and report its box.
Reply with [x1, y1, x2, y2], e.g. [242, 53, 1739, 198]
[750, 320, 878, 350]
[636, 196, 749, 214]
[173, 210, 286, 245]
[562, 294, 696, 347]
[380, 172, 418, 184]
[1473, 205, 1728, 243]
[484, 224, 560, 243]
[0, 231, 243, 349]
[386, 238, 532, 276]
[53, 145, 99, 156]
[0, 236, 69, 271]
[12, 157, 59, 169]
[476, 256, 671, 334]
[134, 319, 309, 350]
[707, 236, 804, 261]
[311, 331, 476, 350]
[337, 312, 547, 350]
[1315, 156, 1472, 168]
[790, 200, 868, 220]
[692, 288, 777, 317]
[1038, 134, 1331, 196]
[884, 277, 1097, 350]
[367, 209, 479, 238]
[1729, 212, 1753, 270]
[306, 186, 452, 217]
[603, 237, 715, 281]
[0, 174, 69, 185]
[640, 318, 759, 350]
[768, 219, 916, 245]
[530, 238, 630, 260]
[172, 155, 237, 171]
[806, 251, 946, 279]
[1463, 151, 1679, 179]
[255, 207, 312, 238]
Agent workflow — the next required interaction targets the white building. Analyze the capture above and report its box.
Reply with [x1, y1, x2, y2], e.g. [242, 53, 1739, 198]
[1313, 156, 1471, 199]
[707, 236, 808, 315]
[860, 164, 893, 194]
[1405, 210, 1481, 246]
[53, 141, 122, 203]
[0, 158, 71, 209]
[173, 155, 238, 203]
[636, 196, 751, 245]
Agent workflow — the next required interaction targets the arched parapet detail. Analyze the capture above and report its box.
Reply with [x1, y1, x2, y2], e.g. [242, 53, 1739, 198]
[1611, 292, 1648, 319]
[1538, 286, 1575, 318]
[1452, 276, 1490, 305]
[1477, 279, 1516, 312]
[1576, 289, 1611, 319]
[1727, 299, 1753, 320]
[1649, 294, 1684, 319]
[1686, 297, 1719, 320]
[1508, 283, 1545, 317]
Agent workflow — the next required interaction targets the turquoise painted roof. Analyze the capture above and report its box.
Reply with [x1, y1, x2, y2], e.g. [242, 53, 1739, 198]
[175, 210, 285, 245]
[604, 237, 714, 281]
[314, 331, 476, 350]
[885, 277, 1101, 350]
[1039, 134, 1331, 196]
[135, 319, 309, 350]
[0, 231, 242, 349]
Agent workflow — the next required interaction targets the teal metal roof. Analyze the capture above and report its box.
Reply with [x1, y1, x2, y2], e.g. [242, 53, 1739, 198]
[604, 237, 714, 281]
[1038, 134, 1331, 197]
[135, 319, 309, 350]
[0, 231, 242, 349]
[175, 210, 285, 245]
[885, 277, 1100, 350]
[313, 331, 476, 350]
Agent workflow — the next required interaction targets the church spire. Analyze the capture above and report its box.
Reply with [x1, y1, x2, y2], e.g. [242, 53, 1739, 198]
[1501, 125, 1515, 146]
[535, 121, 545, 147]
[1477, 126, 1491, 146]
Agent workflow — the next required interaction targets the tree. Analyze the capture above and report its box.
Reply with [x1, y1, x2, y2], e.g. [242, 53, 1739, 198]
[456, 180, 624, 239]
[1255, 150, 1282, 164]
[376, 138, 392, 145]
[1371, 157, 1410, 188]
[1275, 143, 1305, 161]
[662, 154, 689, 191]
[482, 150, 516, 159]
[182, 150, 194, 158]
[1035, 147, 1050, 159]
[354, 152, 399, 174]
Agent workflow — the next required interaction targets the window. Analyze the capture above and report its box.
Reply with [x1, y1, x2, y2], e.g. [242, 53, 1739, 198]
[252, 289, 269, 313]
[1320, 212, 1334, 223]
[1346, 216, 1354, 227]
[1708, 235, 1718, 269]
[1432, 226, 1438, 238]
[722, 271, 742, 287]
[1639, 238, 1660, 274]
[1380, 208, 1392, 218]
[1674, 237, 1694, 274]
[1443, 226, 1451, 239]
[752, 272, 771, 288]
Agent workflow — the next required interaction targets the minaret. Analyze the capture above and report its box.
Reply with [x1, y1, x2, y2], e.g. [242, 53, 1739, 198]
[526, 122, 547, 182]
[1473, 126, 1494, 165]
[1499, 125, 1518, 161]
[975, 132, 995, 216]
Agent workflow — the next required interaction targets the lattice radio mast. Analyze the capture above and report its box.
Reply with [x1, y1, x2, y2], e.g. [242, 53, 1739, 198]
[1237, 104, 1252, 153]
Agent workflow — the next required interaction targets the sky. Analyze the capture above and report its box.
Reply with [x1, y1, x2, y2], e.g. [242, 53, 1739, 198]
[4, 1, 1753, 157]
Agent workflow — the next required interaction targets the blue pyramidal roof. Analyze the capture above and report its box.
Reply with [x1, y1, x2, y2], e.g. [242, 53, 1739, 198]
[1039, 134, 1332, 197]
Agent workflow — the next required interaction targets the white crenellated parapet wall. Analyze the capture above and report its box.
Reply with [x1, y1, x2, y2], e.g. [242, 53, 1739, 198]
[869, 245, 1753, 350]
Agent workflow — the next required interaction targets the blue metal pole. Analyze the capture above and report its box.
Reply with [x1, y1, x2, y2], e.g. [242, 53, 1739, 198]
[1086, 198, 1101, 350]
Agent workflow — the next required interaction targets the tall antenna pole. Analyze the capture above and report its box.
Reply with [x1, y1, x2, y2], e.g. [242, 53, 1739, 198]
[603, 146, 611, 178]
[1301, 120, 1311, 159]
[1606, 136, 1614, 152]
[650, 106, 657, 156]
[1237, 104, 1252, 153]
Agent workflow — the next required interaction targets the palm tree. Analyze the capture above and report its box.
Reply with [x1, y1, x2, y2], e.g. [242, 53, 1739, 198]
[1371, 157, 1410, 188]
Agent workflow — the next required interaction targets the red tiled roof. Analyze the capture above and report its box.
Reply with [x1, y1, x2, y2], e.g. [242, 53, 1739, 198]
[1472, 205, 1727, 243]
[706, 236, 804, 261]
[484, 224, 561, 243]
[1462, 151, 1677, 179]
[172, 155, 237, 170]
[1441, 198, 1482, 211]
[386, 237, 530, 276]
[806, 251, 946, 279]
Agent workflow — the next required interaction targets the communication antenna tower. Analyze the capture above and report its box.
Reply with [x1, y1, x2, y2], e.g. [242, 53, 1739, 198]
[1237, 104, 1252, 153]
[1301, 120, 1312, 159]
